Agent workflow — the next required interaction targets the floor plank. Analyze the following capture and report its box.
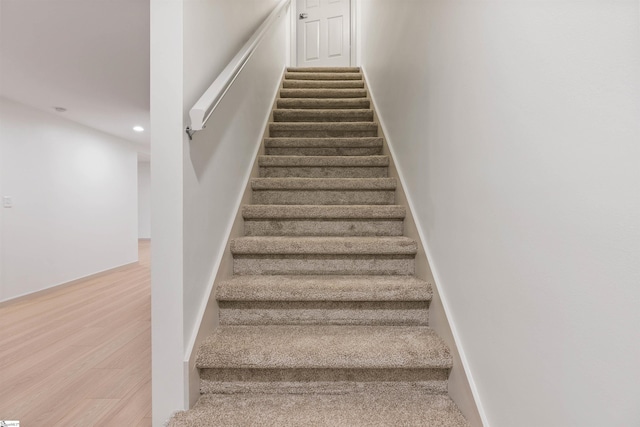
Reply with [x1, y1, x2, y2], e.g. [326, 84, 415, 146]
[0, 240, 151, 426]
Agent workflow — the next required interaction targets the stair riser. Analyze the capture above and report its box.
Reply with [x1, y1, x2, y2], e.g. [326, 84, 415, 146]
[258, 156, 388, 167]
[219, 301, 428, 326]
[244, 220, 403, 237]
[231, 237, 416, 257]
[252, 190, 395, 205]
[259, 166, 388, 178]
[287, 67, 361, 73]
[280, 89, 367, 98]
[269, 123, 379, 138]
[270, 129, 378, 138]
[277, 99, 370, 109]
[284, 72, 363, 80]
[216, 276, 431, 302]
[200, 368, 448, 395]
[273, 111, 374, 122]
[270, 123, 377, 133]
[283, 80, 365, 89]
[233, 256, 415, 276]
[265, 147, 383, 156]
[265, 137, 382, 147]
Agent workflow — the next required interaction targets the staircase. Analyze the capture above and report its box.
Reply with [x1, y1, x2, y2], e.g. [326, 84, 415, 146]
[169, 68, 469, 426]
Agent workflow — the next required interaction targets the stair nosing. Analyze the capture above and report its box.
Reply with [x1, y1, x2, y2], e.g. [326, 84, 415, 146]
[270, 122, 377, 126]
[276, 98, 369, 102]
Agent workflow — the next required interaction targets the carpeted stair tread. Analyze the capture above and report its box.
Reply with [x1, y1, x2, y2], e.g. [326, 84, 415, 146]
[196, 325, 451, 369]
[280, 88, 367, 98]
[264, 137, 383, 155]
[273, 109, 374, 122]
[277, 98, 370, 109]
[258, 155, 388, 178]
[251, 191, 395, 206]
[230, 236, 417, 255]
[287, 67, 361, 73]
[270, 122, 378, 138]
[251, 177, 395, 190]
[250, 178, 396, 205]
[270, 122, 377, 131]
[258, 155, 388, 167]
[284, 72, 363, 80]
[242, 204, 404, 219]
[216, 275, 431, 302]
[264, 137, 382, 148]
[282, 80, 365, 89]
[168, 392, 469, 427]
[243, 205, 404, 236]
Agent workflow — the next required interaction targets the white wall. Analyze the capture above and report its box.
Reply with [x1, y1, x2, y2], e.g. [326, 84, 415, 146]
[182, 0, 281, 110]
[151, 1, 286, 425]
[138, 161, 151, 239]
[0, 97, 138, 302]
[182, 0, 281, 352]
[359, 1, 640, 426]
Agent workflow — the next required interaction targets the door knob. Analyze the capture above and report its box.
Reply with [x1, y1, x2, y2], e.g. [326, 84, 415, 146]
[299, 13, 308, 19]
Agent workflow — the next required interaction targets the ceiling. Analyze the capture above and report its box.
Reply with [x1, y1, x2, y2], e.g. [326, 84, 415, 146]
[0, 0, 150, 160]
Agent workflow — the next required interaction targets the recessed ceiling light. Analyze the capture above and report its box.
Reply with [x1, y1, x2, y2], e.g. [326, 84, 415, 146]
[133, 126, 144, 132]
[53, 106, 67, 112]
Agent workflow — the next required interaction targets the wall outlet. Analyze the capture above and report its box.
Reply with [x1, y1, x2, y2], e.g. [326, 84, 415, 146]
[3, 196, 13, 208]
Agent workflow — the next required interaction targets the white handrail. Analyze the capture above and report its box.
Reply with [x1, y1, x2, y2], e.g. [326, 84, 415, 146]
[186, 0, 290, 138]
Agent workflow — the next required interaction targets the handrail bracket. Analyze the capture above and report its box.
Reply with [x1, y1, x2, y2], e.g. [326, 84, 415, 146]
[185, 126, 195, 141]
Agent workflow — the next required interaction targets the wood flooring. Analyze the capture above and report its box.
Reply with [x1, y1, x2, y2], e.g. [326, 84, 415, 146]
[0, 240, 151, 426]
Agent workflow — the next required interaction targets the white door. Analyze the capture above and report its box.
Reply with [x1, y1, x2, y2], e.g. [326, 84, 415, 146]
[296, 0, 351, 67]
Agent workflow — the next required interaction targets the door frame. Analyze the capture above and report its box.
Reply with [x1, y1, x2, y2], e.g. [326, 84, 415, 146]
[289, 0, 358, 67]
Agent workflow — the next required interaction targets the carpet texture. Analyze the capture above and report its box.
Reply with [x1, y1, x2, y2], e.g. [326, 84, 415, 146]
[168, 392, 468, 427]
[169, 67, 469, 426]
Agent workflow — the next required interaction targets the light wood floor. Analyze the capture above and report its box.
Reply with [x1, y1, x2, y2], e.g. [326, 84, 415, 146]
[0, 240, 151, 426]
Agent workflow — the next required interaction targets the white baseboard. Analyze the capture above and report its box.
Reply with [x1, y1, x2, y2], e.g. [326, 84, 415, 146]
[0, 261, 138, 307]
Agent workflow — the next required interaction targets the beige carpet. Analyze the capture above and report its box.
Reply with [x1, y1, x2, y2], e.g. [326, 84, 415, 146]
[168, 67, 469, 426]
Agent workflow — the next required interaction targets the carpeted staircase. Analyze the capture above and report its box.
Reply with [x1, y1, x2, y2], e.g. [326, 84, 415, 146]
[168, 68, 470, 426]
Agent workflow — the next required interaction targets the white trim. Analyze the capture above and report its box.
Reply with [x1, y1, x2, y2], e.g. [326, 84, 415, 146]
[285, 0, 292, 66]
[362, 67, 491, 427]
[289, 0, 297, 66]
[183, 66, 286, 368]
[350, 0, 357, 66]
